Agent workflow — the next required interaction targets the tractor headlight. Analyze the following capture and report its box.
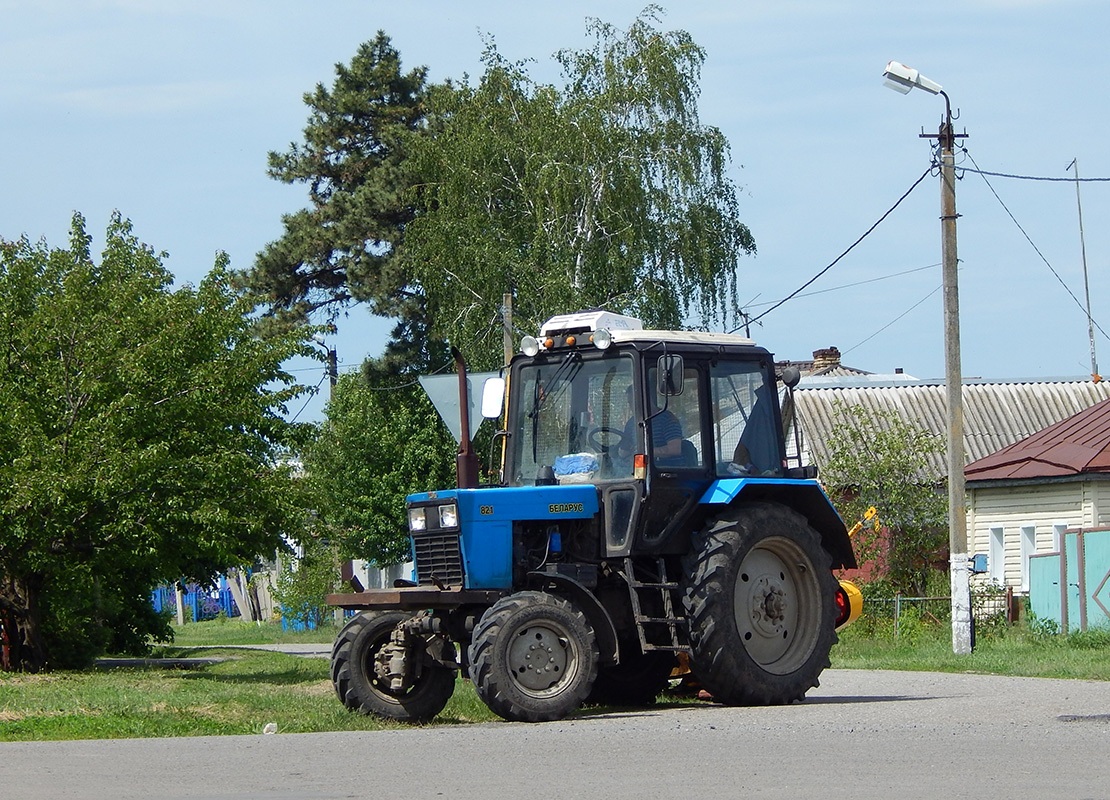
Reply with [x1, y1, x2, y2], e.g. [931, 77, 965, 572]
[438, 503, 459, 529]
[521, 335, 541, 356]
[408, 507, 427, 532]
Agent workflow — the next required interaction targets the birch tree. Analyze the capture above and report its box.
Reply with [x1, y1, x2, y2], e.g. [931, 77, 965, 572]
[404, 7, 755, 368]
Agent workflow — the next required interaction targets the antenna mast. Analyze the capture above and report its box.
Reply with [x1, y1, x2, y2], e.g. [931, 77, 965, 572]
[1068, 158, 1100, 382]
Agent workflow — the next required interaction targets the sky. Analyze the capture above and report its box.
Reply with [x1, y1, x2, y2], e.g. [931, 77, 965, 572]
[3, 0, 1109, 423]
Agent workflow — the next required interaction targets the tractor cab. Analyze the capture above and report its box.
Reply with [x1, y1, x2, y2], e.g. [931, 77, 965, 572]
[485, 310, 804, 560]
[497, 310, 784, 486]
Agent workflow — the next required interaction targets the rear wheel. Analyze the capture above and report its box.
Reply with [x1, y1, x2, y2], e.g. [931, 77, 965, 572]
[468, 591, 598, 722]
[331, 611, 457, 723]
[682, 503, 837, 705]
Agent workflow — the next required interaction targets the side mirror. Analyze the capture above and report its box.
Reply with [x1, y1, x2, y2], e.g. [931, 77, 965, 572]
[481, 377, 506, 419]
[657, 354, 684, 396]
[781, 366, 801, 389]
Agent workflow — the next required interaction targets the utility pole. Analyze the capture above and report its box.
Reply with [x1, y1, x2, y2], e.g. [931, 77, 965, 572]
[313, 332, 338, 400]
[930, 95, 973, 655]
[884, 60, 972, 654]
[738, 309, 753, 338]
[326, 345, 338, 399]
[1068, 158, 1100, 382]
[502, 292, 514, 367]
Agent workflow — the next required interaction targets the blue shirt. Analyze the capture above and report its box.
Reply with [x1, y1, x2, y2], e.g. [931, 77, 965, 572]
[623, 409, 683, 452]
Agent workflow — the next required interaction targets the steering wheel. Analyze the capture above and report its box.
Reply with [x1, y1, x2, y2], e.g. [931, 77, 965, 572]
[588, 426, 626, 453]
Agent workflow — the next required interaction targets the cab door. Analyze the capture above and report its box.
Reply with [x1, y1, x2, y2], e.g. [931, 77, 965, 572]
[630, 359, 710, 555]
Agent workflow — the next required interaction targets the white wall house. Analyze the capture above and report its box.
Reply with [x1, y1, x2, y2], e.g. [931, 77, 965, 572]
[964, 397, 1110, 595]
[967, 482, 1110, 593]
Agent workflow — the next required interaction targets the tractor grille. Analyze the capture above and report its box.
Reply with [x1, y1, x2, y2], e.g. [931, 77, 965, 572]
[414, 532, 465, 587]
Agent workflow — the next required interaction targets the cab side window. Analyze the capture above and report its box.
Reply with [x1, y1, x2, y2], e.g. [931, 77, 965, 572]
[710, 362, 781, 477]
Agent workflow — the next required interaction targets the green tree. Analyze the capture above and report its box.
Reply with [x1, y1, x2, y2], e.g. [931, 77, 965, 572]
[235, 32, 429, 333]
[0, 213, 313, 672]
[820, 402, 948, 596]
[302, 371, 456, 565]
[405, 7, 755, 368]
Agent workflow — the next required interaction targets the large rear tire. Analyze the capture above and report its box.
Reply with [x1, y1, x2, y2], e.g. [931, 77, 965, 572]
[682, 503, 837, 705]
[331, 611, 456, 723]
[468, 591, 598, 722]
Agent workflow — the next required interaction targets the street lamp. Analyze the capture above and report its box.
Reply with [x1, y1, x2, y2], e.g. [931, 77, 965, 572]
[882, 60, 973, 655]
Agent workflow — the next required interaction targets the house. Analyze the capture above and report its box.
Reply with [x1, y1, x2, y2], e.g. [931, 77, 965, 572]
[778, 347, 1110, 592]
[964, 397, 1110, 596]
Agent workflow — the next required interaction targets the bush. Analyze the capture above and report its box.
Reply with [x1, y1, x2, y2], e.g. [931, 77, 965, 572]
[270, 538, 341, 630]
[970, 582, 1010, 642]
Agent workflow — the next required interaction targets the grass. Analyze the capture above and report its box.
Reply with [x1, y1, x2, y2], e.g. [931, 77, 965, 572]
[0, 645, 497, 741]
[168, 617, 335, 647]
[2, 616, 1109, 742]
[0, 617, 498, 741]
[832, 613, 1110, 681]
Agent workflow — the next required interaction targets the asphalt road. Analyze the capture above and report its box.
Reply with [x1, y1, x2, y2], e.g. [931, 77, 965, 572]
[3, 668, 1109, 799]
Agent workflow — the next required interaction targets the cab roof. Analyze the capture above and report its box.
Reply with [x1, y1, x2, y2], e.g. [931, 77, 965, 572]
[537, 310, 758, 349]
[610, 329, 756, 347]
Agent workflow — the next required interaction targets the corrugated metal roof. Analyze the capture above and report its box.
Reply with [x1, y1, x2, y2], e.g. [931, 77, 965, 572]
[965, 397, 1110, 481]
[790, 376, 1110, 479]
[775, 359, 873, 378]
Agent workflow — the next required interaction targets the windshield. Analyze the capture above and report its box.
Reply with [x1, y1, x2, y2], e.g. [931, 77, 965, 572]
[508, 354, 635, 486]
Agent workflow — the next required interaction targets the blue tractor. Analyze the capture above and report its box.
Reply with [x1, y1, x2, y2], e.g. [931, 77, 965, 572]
[328, 311, 857, 722]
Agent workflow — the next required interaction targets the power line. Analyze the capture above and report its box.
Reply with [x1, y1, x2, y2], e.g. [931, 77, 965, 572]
[743, 262, 939, 308]
[958, 166, 1110, 183]
[285, 362, 356, 375]
[288, 372, 330, 423]
[743, 165, 933, 328]
[843, 284, 942, 356]
[964, 150, 1110, 344]
[364, 376, 424, 391]
[363, 358, 455, 392]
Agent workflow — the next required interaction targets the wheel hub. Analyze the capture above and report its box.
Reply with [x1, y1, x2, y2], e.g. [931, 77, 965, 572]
[508, 625, 569, 692]
[750, 575, 789, 636]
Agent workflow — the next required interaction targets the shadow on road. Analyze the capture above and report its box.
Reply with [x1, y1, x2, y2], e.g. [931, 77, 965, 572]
[800, 694, 942, 705]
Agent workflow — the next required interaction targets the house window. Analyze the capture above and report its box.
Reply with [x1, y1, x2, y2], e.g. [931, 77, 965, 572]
[1052, 522, 1067, 553]
[1019, 525, 1036, 593]
[989, 526, 1005, 584]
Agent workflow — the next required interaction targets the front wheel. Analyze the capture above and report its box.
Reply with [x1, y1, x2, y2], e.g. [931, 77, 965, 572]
[468, 591, 598, 722]
[682, 503, 837, 705]
[331, 611, 457, 723]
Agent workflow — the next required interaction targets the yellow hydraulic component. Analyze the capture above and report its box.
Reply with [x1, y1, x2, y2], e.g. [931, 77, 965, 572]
[846, 506, 879, 538]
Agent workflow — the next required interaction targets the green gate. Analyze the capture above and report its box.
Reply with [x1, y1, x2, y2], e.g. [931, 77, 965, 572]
[1029, 528, 1110, 633]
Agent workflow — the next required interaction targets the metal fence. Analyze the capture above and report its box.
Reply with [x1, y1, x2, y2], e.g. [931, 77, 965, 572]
[859, 586, 1013, 638]
[151, 582, 238, 622]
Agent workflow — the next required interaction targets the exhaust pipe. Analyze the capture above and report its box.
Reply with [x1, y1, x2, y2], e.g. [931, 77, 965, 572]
[453, 346, 479, 489]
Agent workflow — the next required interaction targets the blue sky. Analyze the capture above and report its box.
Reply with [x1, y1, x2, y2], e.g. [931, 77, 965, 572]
[3, 0, 1109, 422]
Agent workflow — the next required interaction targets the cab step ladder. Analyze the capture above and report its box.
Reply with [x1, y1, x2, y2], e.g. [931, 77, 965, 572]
[622, 557, 690, 653]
